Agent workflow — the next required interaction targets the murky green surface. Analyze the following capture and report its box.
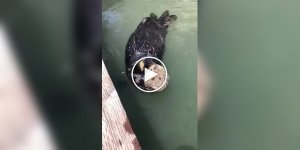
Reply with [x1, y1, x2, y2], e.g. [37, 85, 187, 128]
[199, 1, 300, 150]
[102, 0, 197, 149]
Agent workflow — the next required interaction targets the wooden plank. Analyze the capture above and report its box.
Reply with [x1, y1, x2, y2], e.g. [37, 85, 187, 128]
[102, 60, 141, 150]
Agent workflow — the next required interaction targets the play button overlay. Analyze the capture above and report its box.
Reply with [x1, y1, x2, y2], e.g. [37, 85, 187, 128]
[131, 56, 168, 93]
[144, 68, 158, 82]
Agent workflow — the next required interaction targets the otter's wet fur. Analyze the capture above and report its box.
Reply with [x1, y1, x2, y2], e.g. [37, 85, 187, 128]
[125, 10, 177, 90]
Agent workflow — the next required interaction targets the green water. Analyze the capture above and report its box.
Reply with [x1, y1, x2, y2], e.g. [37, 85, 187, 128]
[102, 0, 197, 149]
[199, 1, 300, 150]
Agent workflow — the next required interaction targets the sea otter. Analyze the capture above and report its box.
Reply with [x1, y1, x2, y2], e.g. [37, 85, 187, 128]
[125, 10, 177, 91]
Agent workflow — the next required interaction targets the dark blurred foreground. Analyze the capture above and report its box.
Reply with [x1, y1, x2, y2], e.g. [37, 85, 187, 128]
[0, 0, 101, 149]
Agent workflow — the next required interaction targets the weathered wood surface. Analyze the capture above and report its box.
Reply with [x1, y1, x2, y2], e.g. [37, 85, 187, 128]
[102, 60, 140, 150]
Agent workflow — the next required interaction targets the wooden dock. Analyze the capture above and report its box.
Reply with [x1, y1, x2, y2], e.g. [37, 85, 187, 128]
[102, 60, 140, 150]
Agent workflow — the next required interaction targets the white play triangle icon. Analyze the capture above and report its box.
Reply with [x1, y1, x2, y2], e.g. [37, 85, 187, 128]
[131, 57, 168, 92]
[144, 68, 158, 82]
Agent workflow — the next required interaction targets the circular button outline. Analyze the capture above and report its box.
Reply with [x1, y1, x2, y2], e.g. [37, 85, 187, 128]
[131, 56, 168, 93]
